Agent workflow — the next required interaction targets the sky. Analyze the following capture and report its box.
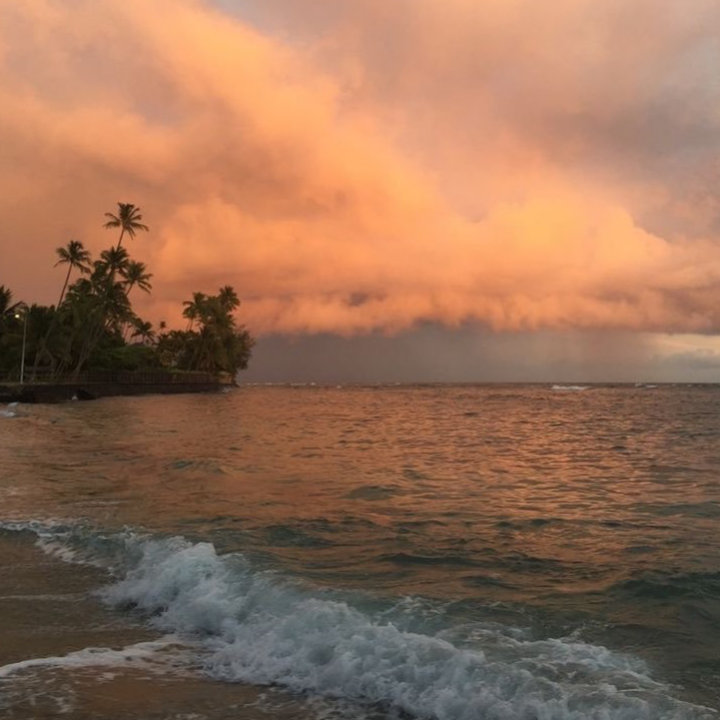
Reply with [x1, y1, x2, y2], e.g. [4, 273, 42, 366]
[1, 0, 720, 382]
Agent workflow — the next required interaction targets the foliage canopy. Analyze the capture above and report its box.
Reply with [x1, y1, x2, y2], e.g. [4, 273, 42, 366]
[1, 203, 254, 381]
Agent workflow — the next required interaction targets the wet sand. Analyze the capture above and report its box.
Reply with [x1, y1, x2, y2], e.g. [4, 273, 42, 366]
[0, 532, 307, 720]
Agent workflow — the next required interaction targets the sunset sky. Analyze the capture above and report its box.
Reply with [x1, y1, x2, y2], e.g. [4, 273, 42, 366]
[2, 0, 719, 382]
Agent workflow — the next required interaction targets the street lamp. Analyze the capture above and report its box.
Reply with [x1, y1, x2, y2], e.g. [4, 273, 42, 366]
[13, 306, 28, 384]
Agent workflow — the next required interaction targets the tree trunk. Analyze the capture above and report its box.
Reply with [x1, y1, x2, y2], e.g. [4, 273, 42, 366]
[57, 267, 72, 307]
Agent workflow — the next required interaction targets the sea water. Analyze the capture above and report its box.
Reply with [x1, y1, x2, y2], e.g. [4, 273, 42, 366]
[0, 384, 719, 719]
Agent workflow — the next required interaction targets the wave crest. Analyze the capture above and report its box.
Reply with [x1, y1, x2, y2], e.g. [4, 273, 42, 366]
[98, 534, 715, 720]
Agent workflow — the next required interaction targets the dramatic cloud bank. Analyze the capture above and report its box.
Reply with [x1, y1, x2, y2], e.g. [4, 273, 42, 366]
[1, 0, 719, 337]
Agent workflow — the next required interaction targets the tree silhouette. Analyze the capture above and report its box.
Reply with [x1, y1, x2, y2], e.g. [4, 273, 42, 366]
[0, 285, 17, 318]
[3, 204, 253, 381]
[130, 319, 155, 345]
[103, 203, 149, 249]
[54, 240, 91, 307]
[123, 260, 153, 297]
[218, 285, 240, 312]
[182, 292, 207, 330]
[0, 285, 21, 343]
[173, 287, 252, 374]
[97, 246, 130, 278]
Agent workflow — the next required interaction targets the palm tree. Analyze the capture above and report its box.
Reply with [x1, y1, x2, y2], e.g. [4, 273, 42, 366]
[103, 203, 149, 249]
[36, 242, 90, 378]
[118, 260, 152, 341]
[218, 285, 240, 312]
[130, 319, 155, 345]
[54, 240, 91, 307]
[178, 287, 252, 375]
[182, 292, 207, 330]
[122, 260, 153, 297]
[97, 246, 130, 278]
[0, 285, 21, 341]
[0, 285, 18, 318]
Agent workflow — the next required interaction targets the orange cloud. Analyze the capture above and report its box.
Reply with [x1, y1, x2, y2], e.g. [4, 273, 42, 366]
[1, 0, 719, 337]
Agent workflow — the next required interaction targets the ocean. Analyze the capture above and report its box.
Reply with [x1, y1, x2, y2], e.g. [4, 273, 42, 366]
[1, 384, 719, 719]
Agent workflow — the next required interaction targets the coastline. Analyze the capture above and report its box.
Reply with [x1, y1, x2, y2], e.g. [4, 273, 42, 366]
[0, 376, 234, 404]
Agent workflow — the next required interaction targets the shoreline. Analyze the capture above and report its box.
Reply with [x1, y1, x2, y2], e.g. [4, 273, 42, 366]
[0, 380, 230, 404]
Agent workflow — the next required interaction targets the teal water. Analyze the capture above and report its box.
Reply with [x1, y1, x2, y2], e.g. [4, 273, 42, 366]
[1, 385, 719, 718]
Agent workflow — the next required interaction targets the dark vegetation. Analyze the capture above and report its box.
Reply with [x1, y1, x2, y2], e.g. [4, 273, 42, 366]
[0, 203, 254, 382]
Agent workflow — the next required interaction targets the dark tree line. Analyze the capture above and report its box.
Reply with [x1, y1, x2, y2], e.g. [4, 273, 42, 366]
[0, 204, 254, 381]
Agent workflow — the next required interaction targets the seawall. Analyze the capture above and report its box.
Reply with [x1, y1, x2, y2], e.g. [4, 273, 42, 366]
[0, 381, 226, 404]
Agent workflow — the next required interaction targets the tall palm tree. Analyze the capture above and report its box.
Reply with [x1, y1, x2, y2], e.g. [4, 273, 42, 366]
[122, 260, 153, 297]
[103, 203, 149, 249]
[97, 246, 130, 278]
[36, 242, 89, 378]
[54, 240, 91, 307]
[182, 292, 207, 330]
[37, 241, 90, 378]
[118, 260, 152, 341]
[218, 285, 240, 312]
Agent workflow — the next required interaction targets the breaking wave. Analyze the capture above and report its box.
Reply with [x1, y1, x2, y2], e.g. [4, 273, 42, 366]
[3, 522, 717, 720]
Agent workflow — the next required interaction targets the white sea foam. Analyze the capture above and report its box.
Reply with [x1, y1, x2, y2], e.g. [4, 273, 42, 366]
[98, 537, 716, 720]
[0, 519, 68, 539]
[0, 520, 141, 571]
[0, 401, 20, 417]
[0, 520, 94, 566]
[36, 536, 88, 565]
[551, 385, 590, 392]
[2, 522, 715, 719]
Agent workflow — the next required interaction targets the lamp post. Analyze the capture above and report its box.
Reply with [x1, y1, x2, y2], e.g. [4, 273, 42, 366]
[13, 307, 28, 384]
